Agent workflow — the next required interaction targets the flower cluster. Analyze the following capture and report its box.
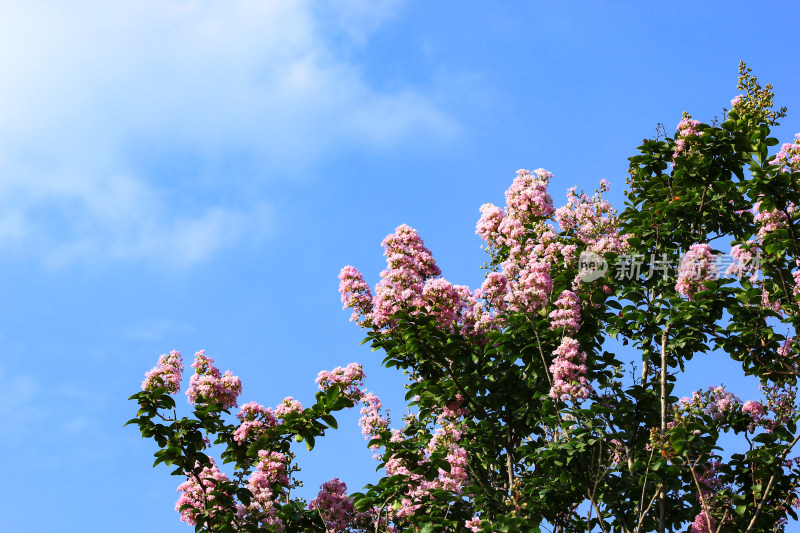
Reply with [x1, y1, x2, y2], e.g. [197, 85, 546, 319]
[253, 450, 290, 488]
[477, 272, 507, 312]
[308, 478, 357, 531]
[383, 223, 441, 278]
[175, 459, 230, 526]
[778, 337, 797, 359]
[674, 386, 741, 422]
[695, 460, 725, 500]
[675, 384, 796, 437]
[686, 458, 731, 533]
[316, 362, 366, 402]
[504, 260, 553, 314]
[553, 183, 629, 289]
[753, 201, 788, 239]
[548, 290, 581, 334]
[237, 451, 290, 531]
[794, 261, 800, 298]
[725, 242, 761, 282]
[504, 168, 555, 223]
[768, 133, 800, 173]
[476, 203, 504, 244]
[553, 182, 621, 248]
[549, 337, 592, 402]
[233, 402, 278, 445]
[359, 392, 390, 445]
[275, 396, 304, 418]
[369, 224, 441, 329]
[465, 516, 482, 532]
[436, 444, 468, 493]
[761, 382, 798, 433]
[382, 401, 469, 520]
[428, 399, 469, 493]
[339, 266, 373, 327]
[676, 243, 717, 299]
[608, 439, 626, 467]
[142, 350, 183, 393]
[741, 400, 765, 432]
[342, 169, 626, 349]
[341, 224, 506, 338]
[673, 113, 702, 159]
[186, 350, 242, 409]
[421, 278, 463, 329]
[690, 511, 715, 533]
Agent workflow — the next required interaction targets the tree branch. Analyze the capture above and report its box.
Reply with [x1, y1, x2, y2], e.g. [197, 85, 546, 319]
[744, 431, 800, 532]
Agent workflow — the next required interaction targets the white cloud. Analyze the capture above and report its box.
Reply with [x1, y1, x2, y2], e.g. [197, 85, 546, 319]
[316, 0, 404, 45]
[0, 0, 454, 266]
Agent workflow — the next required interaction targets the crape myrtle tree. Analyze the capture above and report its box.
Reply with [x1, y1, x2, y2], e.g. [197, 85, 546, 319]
[129, 63, 800, 532]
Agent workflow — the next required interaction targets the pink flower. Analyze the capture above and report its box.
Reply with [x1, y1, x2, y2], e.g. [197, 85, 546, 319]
[675, 386, 741, 423]
[761, 382, 796, 433]
[316, 363, 365, 402]
[691, 511, 715, 533]
[142, 350, 183, 393]
[548, 290, 581, 334]
[457, 284, 499, 336]
[768, 133, 800, 173]
[706, 386, 740, 420]
[793, 263, 800, 298]
[753, 202, 787, 239]
[778, 338, 795, 357]
[437, 444, 468, 492]
[381, 403, 470, 520]
[253, 450, 290, 488]
[275, 396, 304, 418]
[371, 272, 423, 329]
[608, 439, 625, 466]
[339, 266, 373, 327]
[466, 516, 482, 532]
[422, 277, 463, 329]
[368, 225, 446, 329]
[175, 459, 230, 526]
[233, 402, 278, 445]
[676, 243, 718, 299]
[497, 215, 524, 247]
[237, 451, 289, 530]
[477, 272, 508, 312]
[673, 115, 702, 159]
[549, 337, 592, 402]
[186, 350, 242, 409]
[359, 392, 389, 444]
[726, 243, 760, 282]
[505, 261, 552, 313]
[308, 478, 356, 531]
[742, 400, 765, 426]
[476, 203, 504, 245]
[760, 287, 781, 313]
[554, 183, 629, 261]
[504, 168, 555, 225]
[381, 224, 441, 279]
[453, 285, 498, 336]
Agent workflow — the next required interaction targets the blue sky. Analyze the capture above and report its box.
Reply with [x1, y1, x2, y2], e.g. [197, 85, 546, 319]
[1, 1, 799, 532]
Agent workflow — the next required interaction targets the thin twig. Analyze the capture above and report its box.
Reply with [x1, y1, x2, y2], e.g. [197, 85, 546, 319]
[635, 482, 663, 533]
[744, 431, 800, 532]
[688, 459, 714, 533]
